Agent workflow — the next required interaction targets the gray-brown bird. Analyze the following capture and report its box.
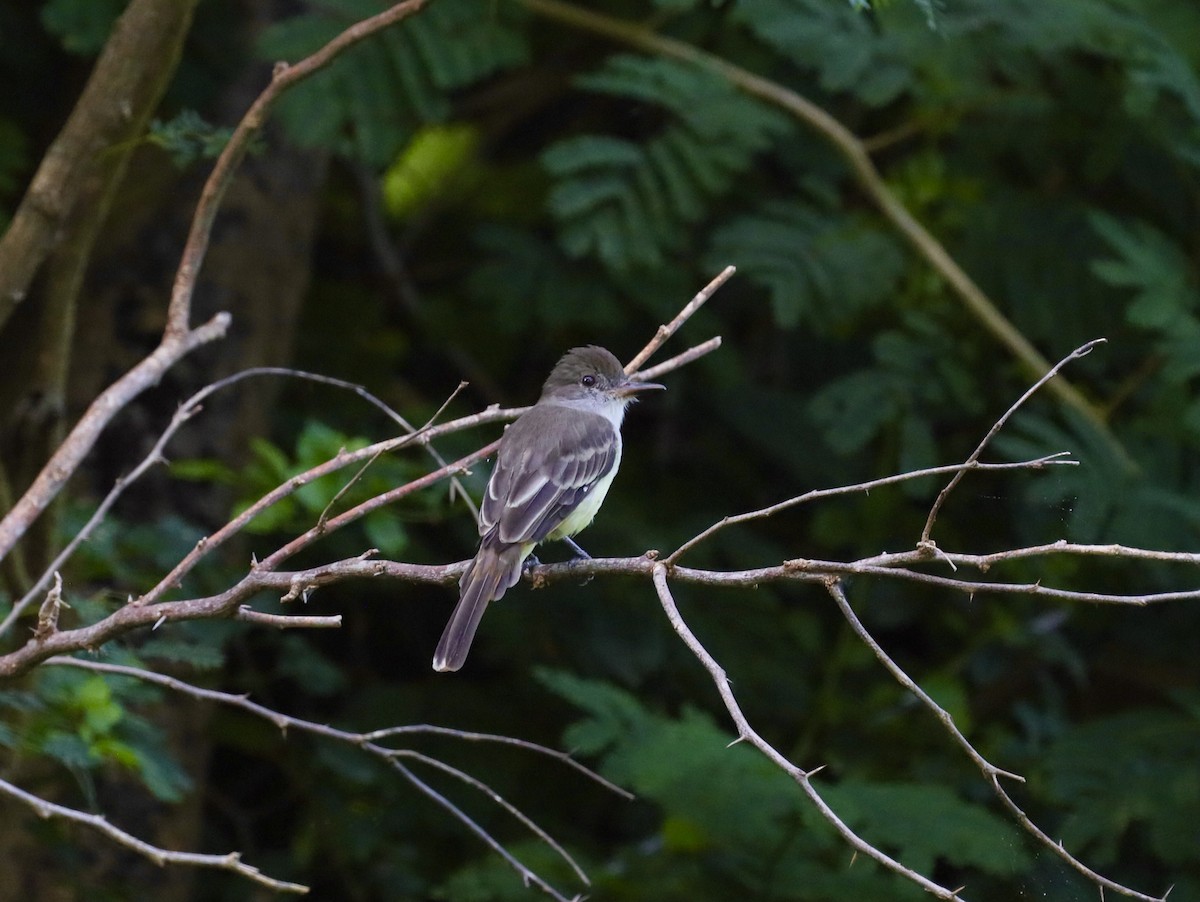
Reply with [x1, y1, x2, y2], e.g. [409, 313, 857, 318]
[433, 346, 664, 672]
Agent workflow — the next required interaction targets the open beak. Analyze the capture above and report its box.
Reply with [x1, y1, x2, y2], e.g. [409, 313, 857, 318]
[615, 377, 666, 398]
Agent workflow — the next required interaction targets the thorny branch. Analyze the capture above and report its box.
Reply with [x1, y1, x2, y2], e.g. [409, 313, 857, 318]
[0, 773, 309, 895]
[1, 300, 1190, 902]
[650, 564, 968, 901]
[45, 656, 620, 902]
[825, 581, 1169, 902]
[0, 269, 723, 897]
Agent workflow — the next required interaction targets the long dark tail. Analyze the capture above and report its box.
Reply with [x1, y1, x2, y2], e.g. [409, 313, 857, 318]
[432, 542, 528, 672]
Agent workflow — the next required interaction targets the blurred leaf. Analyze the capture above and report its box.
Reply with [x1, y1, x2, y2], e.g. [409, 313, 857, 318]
[1038, 709, 1200, 866]
[146, 110, 239, 169]
[382, 122, 480, 218]
[258, 0, 527, 166]
[823, 780, 1031, 874]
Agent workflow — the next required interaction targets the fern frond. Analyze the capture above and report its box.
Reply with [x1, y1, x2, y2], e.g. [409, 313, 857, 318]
[542, 56, 791, 272]
[706, 201, 905, 328]
[257, 0, 527, 166]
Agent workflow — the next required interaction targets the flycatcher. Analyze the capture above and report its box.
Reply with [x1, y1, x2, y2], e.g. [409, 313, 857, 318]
[433, 346, 664, 672]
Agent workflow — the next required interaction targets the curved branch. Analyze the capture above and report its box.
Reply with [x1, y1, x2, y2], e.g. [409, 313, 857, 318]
[0, 0, 198, 327]
[47, 656, 612, 902]
[920, 339, 1105, 544]
[650, 563, 966, 900]
[825, 581, 1167, 902]
[515, 0, 1113, 438]
[0, 774, 307, 894]
[0, 0, 434, 571]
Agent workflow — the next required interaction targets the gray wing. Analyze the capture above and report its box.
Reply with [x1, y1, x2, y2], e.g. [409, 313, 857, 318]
[480, 405, 618, 545]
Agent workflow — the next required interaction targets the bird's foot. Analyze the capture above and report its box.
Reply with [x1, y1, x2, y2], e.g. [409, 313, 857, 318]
[523, 553, 542, 571]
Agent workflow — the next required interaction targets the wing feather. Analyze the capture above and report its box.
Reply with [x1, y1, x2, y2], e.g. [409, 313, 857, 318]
[480, 405, 617, 546]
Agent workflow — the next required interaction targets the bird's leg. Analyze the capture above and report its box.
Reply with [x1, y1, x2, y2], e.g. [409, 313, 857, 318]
[523, 553, 542, 571]
[561, 536, 592, 561]
[561, 536, 594, 586]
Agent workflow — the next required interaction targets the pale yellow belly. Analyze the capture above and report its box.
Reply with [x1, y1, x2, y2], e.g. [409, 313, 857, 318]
[544, 443, 622, 541]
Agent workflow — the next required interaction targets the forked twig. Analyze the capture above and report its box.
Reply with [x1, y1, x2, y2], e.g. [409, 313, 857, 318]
[0, 774, 308, 894]
[826, 580, 1168, 902]
[624, 266, 733, 374]
[919, 339, 1106, 545]
[650, 564, 967, 901]
[667, 453, 1076, 564]
[45, 656, 612, 901]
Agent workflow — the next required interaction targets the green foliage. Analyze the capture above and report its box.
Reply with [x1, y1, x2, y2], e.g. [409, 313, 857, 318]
[11, 666, 191, 803]
[809, 315, 981, 474]
[174, 419, 436, 555]
[731, 1, 915, 106]
[1037, 709, 1200, 868]
[542, 55, 792, 272]
[65, 507, 206, 591]
[537, 670, 1031, 897]
[257, 0, 528, 166]
[146, 110, 238, 168]
[705, 201, 905, 328]
[40, 0, 124, 55]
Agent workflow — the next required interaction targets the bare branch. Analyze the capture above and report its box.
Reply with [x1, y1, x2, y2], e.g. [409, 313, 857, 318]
[920, 339, 1106, 544]
[235, 607, 342, 629]
[0, 0, 433, 581]
[45, 656, 606, 901]
[0, 312, 229, 567]
[386, 759, 582, 902]
[391, 749, 590, 886]
[825, 580, 1167, 902]
[167, 0, 430, 333]
[988, 777, 1170, 902]
[0, 774, 308, 894]
[624, 267, 734, 373]
[363, 724, 633, 800]
[134, 407, 518, 607]
[650, 564, 966, 900]
[32, 572, 66, 642]
[0, 401, 198, 638]
[633, 336, 722, 383]
[667, 453, 1077, 564]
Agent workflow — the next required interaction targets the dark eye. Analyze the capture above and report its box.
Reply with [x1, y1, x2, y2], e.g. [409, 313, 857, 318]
[581, 373, 597, 387]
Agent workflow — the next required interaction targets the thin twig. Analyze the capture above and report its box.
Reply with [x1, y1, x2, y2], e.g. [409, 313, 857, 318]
[387, 759, 581, 902]
[259, 441, 499, 571]
[825, 580, 1166, 902]
[44, 656, 600, 899]
[633, 336, 721, 383]
[0, 403, 198, 638]
[624, 266, 734, 374]
[0, 775, 308, 894]
[167, 0, 430, 331]
[667, 453, 1077, 564]
[390, 749, 590, 885]
[989, 777, 1171, 902]
[235, 607, 342, 628]
[363, 724, 633, 799]
[0, 0, 433, 570]
[134, 406, 520, 607]
[920, 339, 1106, 544]
[650, 564, 966, 901]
